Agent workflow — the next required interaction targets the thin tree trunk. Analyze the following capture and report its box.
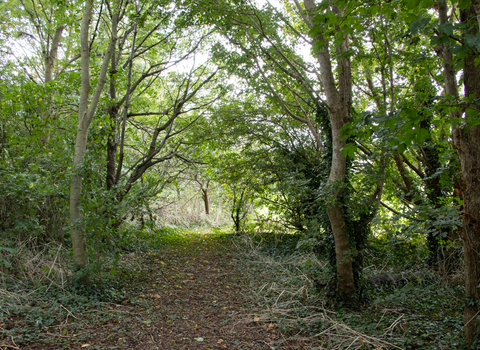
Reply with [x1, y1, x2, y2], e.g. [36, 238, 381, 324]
[115, 20, 138, 183]
[195, 175, 211, 215]
[106, 14, 119, 190]
[69, 0, 115, 268]
[41, 25, 64, 144]
[44, 26, 64, 84]
[202, 189, 210, 215]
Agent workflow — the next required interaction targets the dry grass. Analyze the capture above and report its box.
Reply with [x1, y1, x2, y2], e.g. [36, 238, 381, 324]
[0, 237, 70, 290]
[233, 234, 404, 350]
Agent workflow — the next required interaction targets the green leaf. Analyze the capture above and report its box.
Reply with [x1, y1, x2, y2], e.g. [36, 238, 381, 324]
[340, 122, 354, 139]
[384, 117, 396, 130]
[420, 0, 434, 8]
[308, 25, 323, 38]
[312, 40, 325, 53]
[405, 0, 418, 10]
[465, 34, 480, 50]
[110, 268, 117, 276]
[438, 22, 455, 37]
[401, 108, 417, 121]
[341, 143, 357, 158]
[397, 142, 407, 153]
[409, 17, 431, 35]
[404, 133, 415, 146]
[459, 0, 471, 10]
[450, 43, 467, 54]
[415, 128, 431, 143]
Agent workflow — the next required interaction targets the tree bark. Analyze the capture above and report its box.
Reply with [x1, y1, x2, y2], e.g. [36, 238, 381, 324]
[69, 0, 115, 268]
[195, 175, 211, 215]
[439, 2, 480, 346]
[457, 5, 480, 344]
[106, 12, 119, 191]
[202, 188, 210, 216]
[302, 0, 356, 300]
[41, 25, 64, 144]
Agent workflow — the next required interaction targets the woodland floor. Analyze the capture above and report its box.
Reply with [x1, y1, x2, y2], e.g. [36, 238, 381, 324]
[1, 230, 467, 350]
[2, 232, 301, 350]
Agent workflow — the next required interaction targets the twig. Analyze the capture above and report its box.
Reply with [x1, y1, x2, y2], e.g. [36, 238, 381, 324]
[61, 304, 77, 319]
[383, 315, 404, 335]
[0, 340, 19, 349]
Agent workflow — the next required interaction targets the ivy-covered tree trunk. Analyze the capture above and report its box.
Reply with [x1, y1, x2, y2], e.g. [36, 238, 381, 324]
[440, 3, 480, 346]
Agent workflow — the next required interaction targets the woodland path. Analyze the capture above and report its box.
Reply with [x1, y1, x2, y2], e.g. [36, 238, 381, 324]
[22, 232, 291, 350]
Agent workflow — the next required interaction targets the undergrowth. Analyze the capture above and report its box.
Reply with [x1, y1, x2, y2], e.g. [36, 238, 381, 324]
[0, 225, 183, 347]
[234, 231, 465, 349]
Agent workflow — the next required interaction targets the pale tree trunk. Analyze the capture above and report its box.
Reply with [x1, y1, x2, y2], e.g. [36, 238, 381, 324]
[299, 0, 356, 300]
[41, 25, 64, 144]
[44, 26, 64, 83]
[69, 0, 116, 268]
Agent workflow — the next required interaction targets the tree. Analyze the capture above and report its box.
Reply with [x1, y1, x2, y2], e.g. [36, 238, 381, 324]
[69, 0, 116, 268]
[439, 2, 480, 346]
[295, 0, 356, 299]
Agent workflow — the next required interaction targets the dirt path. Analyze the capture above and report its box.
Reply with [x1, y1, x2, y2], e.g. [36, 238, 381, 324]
[113, 233, 278, 349]
[20, 232, 282, 350]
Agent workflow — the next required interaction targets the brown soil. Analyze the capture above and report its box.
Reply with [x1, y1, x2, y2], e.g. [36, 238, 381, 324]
[8, 233, 297, 350]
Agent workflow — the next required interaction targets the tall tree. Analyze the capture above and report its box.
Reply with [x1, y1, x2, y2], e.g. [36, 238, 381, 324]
[442, 2, 480, 346]
[294, 0, 357, 299]
[69, 0, 116, 268]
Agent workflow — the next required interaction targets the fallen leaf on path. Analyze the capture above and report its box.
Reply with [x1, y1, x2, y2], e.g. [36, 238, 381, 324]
[81, 345, 91, 348]
[154, 294, 161, 299]
[253, 316, 260, 322]
[194, 337, 204, 341]
[217, 339, 224, 344]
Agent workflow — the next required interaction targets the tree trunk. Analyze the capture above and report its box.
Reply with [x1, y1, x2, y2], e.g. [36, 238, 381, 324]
[202, 189, 210, 215]
[302, 0, 356, 300]
[41, 25, 64, 144]
[194, 175, 211, 215]
[69, 0, 115, 269]
[106, 106, 118, 190]
[326, 106, 356, 300]
[106, 17, 119, 191]
[448, 4, 480, 346]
